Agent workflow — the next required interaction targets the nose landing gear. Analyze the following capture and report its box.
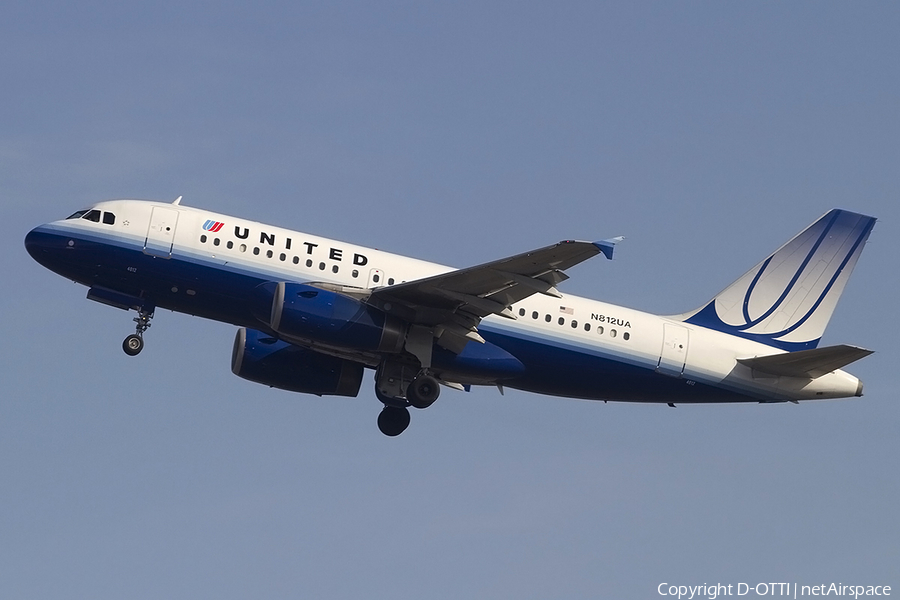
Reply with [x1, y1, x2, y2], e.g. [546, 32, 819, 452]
[122, 306, 154, 356]
[122, 334, 143, 356]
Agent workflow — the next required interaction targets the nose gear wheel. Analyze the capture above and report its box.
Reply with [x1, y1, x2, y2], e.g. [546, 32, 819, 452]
[122, 306, 154, 356]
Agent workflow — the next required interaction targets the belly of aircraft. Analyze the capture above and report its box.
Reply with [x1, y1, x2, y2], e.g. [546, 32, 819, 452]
[479, 328, 755, 403]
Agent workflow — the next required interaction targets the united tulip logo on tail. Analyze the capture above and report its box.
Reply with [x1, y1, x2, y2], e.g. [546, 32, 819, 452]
[203, 220, 224, 233]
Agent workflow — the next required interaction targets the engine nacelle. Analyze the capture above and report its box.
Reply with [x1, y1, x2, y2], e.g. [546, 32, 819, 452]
[231, 327, 364, 397]
[250, 282, 406, 353]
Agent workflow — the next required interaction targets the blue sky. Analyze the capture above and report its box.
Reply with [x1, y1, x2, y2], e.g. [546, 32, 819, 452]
[3, 3, 898, 598]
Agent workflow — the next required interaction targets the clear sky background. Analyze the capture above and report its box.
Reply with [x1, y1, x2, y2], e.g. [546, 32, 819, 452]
[2, 2, 898, 598]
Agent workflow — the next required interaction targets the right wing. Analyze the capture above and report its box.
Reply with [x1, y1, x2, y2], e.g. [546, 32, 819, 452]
[366, 239, 619, 353]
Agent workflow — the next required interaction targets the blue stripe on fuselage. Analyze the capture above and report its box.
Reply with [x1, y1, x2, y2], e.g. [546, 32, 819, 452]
[478, 322, 751, 403]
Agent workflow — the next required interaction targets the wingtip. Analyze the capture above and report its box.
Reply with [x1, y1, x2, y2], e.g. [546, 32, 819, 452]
[594, 236, 625, 260]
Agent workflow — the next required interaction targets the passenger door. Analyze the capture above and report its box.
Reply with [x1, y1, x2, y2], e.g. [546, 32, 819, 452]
[144, 207, 179, 258]
[657, 323, 689, 377]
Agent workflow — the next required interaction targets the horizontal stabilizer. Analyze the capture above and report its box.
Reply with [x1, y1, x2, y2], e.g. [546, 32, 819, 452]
[737, 344, 873, 378]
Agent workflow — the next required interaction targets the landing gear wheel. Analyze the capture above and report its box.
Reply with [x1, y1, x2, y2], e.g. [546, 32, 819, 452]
[407, 375, 440, 409]
[123, 305, 154, 356]
[377, 406, 410, 437]
[123, 334, 144, 356]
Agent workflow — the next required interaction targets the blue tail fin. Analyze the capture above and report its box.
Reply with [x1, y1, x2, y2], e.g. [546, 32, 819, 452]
[682, 209, 876, 351]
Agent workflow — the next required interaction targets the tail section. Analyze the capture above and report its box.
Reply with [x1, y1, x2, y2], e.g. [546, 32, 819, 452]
[682, 209, 876, 350]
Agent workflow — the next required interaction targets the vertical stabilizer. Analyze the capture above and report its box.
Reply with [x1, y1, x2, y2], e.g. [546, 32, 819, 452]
[681, 209, 876, 351]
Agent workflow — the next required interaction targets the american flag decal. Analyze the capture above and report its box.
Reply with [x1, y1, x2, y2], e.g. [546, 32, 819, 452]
[559, 306, 574, 315]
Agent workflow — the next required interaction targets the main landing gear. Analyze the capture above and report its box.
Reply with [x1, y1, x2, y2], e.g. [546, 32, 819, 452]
[377, 406, 411, 437]
[374, 368, 441, 437]
[122, 306, 154, 356]
[407, 374, 440, 409]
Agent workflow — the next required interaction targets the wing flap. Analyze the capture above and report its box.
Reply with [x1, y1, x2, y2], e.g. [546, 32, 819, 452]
[737, 344, 873, 378]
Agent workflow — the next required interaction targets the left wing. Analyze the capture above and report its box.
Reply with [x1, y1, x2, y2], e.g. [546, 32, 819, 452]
[366, 239, 617, 353]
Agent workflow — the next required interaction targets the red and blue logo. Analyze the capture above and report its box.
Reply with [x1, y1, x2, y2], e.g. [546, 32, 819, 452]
[203, 220, 225, 233]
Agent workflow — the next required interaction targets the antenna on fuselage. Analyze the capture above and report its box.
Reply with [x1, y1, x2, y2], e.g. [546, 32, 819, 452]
[172, 196, 183, 205]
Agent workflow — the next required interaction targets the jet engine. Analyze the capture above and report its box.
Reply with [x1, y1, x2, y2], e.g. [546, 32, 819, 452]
[250, 282, 405, 353]
[231, 327, 364, 396]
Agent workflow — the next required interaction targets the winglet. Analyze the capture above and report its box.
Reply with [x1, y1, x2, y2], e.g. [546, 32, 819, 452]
[172, 196, 183, 205]
[595, 236, 625, 260]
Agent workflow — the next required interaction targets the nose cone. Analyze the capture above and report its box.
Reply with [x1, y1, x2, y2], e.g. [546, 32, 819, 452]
[24, 225, 69, 272]
[24, 227, 47, 262]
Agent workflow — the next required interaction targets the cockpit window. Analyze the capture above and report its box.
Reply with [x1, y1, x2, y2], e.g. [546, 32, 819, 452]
[65, 208, 115, 225]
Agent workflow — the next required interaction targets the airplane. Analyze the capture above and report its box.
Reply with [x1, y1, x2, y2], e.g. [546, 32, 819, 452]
[25, 198, 876, 436]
